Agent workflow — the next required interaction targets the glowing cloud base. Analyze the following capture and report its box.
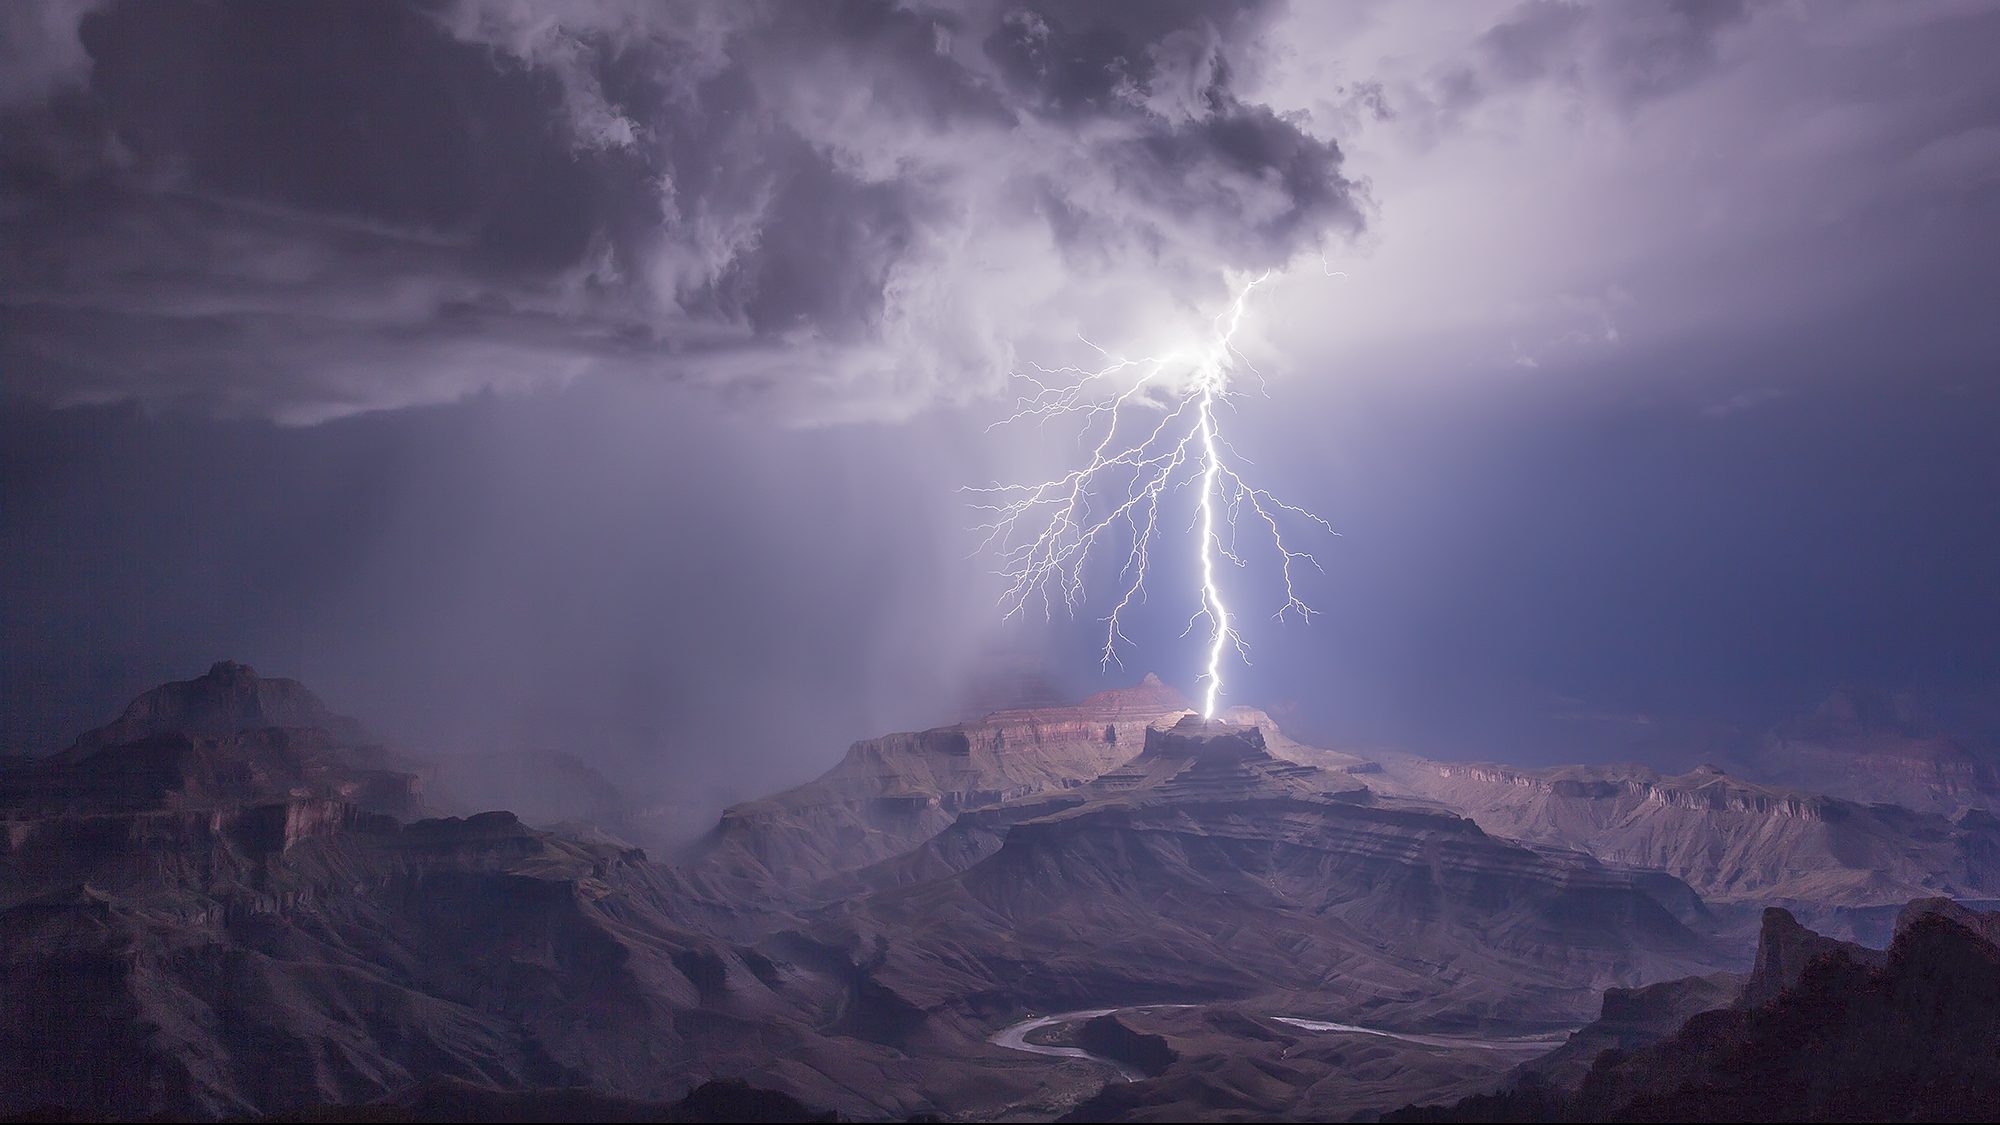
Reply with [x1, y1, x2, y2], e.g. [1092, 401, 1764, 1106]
[970, 274, 1334, 718]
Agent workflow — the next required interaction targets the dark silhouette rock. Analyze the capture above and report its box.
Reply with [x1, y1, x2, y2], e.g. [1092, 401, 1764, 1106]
[1075, 1014, 1176, 1077]
[62, 661, 374, 759]
[1737, 906, 1884, 1008]
[1389, 898, 2000, 1122]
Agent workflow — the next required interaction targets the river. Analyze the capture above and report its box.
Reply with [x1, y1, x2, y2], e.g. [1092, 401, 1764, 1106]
[990, 1005, 1568, 1080]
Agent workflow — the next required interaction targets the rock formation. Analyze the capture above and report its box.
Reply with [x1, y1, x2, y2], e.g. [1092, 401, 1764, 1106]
[683, 676, 1193, 890]
[1367, 755, 2000, 935]
[17, 664, 2000, 1122]
[1389, 900, 2000, 1122]
[796, 717, 1725, 1036]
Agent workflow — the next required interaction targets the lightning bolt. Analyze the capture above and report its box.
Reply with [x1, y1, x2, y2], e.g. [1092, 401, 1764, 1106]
[968, 272, 1335, 718]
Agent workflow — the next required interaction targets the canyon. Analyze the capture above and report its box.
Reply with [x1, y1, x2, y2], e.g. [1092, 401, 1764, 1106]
[5, 662, 1998, 1119]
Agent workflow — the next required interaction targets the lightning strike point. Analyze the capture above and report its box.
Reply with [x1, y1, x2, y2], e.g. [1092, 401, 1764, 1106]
[969, 272, 1333, 713]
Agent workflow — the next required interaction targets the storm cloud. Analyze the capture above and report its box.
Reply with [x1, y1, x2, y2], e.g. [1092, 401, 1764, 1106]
[4, 1, 1998, 829]
[1, 0, 1361, 423]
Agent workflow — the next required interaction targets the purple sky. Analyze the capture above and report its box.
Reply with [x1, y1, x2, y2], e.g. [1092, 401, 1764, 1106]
[4, 1, 1998, 819]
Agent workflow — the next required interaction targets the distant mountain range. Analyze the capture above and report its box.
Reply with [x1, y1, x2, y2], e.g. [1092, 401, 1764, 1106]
[5, 662, 1998, 1120]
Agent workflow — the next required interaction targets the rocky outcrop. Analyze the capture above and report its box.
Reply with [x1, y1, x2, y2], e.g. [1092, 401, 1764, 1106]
[1737, 905, 1885, 1007]
[0, 666, 959, 1121]
[0, 775, 943, 1121]
[12, 664, 427, 821]
[683, 677, 1195, 890]
[1369, 755, 2000, 915]
[809, 717, 1726, 1034]
[1390, 899, 2000, 1122]
[1075, 1014, 1177, 1077]
[61, 661, 374, 758]
[1513, 971, 1745, 1091]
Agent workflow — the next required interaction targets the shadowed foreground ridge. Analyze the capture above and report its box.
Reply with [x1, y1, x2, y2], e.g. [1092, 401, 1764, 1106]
[1387, 899, 2000, 1122]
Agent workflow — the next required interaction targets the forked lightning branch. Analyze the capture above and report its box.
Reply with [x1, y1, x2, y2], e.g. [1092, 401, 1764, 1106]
[969, 273, 1336, 719]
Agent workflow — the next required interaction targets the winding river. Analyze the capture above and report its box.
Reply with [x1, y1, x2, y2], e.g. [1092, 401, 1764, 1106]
[989, 1008, 1148, 1082]
[990, 1006, 1567, 1081]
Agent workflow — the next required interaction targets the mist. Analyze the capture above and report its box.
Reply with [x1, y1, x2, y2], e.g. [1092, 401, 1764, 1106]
[2, 383, 1015, 825]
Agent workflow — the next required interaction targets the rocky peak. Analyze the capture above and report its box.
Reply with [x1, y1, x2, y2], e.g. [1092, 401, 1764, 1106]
[1061, 711, 1335, 806]
[20, 664, 422, 819]
[1893, 896, 2000, 950]
[1141, 714, 1269, 764]
[1738, 906, 1885, 1008]
[63, 660, 372, 758]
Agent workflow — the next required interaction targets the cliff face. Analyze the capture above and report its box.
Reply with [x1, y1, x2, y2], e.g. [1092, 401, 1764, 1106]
[804, 717, 1726, 1032]
[16, 728, 422, 816]
[1512, 970, 1745, 1091]
[1370, 756, 2000, 912]
[1575, 901, 2000, 1122]
[684, 676, 1195, 890]
[0, 666, 946, 1121]
[0, 796, 899, 1119]
[1736, 905, 1887, 1008]
[28, 663, 2000, 1122]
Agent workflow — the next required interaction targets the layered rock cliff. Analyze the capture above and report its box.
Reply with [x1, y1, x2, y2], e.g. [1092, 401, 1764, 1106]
[0, 667, 936, 1120]
[684, 675, 1194, 890]
[801, 717, 1726, 1035]
[1369, 755, 2000, 915]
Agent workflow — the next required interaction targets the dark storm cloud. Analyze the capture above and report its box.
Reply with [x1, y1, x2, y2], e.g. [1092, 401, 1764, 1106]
[6, 0, 1997, 827]
[0, 0, 1360, 423]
